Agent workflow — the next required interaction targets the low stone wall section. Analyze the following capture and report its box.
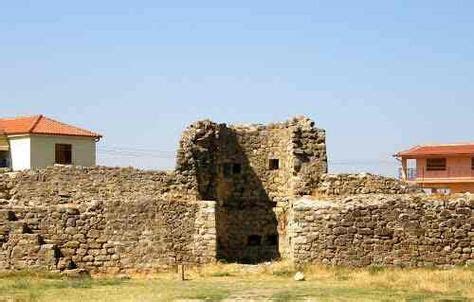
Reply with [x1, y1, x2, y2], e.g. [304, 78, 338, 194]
[0, 167, 215, 273]
[289, 194, 473, 267]
[316, 173, 420, 196]
[0, 200, 215, 273]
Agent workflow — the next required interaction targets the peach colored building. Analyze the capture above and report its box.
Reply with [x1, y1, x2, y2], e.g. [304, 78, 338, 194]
[395, 143, 474, 193]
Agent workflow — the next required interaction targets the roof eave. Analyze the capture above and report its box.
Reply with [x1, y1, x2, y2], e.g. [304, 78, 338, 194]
[7, 132, 102, 139]
[396, 152, 474, 158]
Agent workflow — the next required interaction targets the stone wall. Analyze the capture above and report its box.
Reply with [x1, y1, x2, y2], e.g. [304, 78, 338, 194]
[176, 120, 222, 201]
[215, 204, 280, 263]
[0, 116, 328, 269]
[2, 166, 199, 206]
[176, 116, 327, 203]
[315, 173, 420, 196]
[289, 194, 473, 267]
[3, 116, 467, 271]
[0, 167, 215, 273]
[176, 116, 327, 263]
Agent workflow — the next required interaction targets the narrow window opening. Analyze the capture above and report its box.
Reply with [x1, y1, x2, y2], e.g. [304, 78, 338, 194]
[232, 163, 242, 175]
[247, 235, 262, 247]
[222, 162, 242, 178]
[471, 158, 474, 170]
[55, 144, 72, 165]
[426, 158, 446, 171]
[222, 163, 232, 178]
[269, 158, 279, 170]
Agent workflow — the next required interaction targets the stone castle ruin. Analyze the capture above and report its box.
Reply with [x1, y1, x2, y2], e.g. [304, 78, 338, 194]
[0, 116, 472, 273]
[176, 117, 328, 263]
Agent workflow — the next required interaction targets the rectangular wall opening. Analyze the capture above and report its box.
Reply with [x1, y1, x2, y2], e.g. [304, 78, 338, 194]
[266, 234, 279, 246]
[247, 235, 262, 247]
[426, 158, 446, 171]
[55, 144, 72, 165]
[232, 163, 242, 175]
[269, 158, 279, 170]
[0, 151, 9, 168]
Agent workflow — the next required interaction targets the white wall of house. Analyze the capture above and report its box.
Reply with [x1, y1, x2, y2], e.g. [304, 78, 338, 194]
[30, 135, 96, 169]
[8, 135, 31, 171]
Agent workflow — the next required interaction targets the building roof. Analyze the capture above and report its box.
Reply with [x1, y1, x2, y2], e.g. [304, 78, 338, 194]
[395, 143, 474, 157]
[0, 115, 102, 139]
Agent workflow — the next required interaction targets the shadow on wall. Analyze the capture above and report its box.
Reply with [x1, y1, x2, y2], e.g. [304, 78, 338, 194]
[214, 128, 280, 264]
[183, 123, 280, 264]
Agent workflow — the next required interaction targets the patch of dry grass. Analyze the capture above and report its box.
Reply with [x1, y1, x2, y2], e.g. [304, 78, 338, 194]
[0, 262, 472, 301]
[304, 264, 473, 297]
[192, 261, 473, 298]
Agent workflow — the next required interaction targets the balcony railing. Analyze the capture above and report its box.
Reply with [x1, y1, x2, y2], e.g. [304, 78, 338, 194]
[400, 167, 474, 181]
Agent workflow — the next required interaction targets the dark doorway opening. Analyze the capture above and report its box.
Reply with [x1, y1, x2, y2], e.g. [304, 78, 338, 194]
[0, 151, 10, 168]
[247, 235, 262, 246]
[55, 144, 72, 165]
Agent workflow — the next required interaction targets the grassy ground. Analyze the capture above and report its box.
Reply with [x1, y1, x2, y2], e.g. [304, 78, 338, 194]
[0, 262, 472, 301]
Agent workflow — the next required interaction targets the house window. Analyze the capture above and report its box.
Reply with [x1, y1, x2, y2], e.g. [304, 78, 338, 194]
[0, 151, 8, 168]
[426, 158, 446, 171]
[55, 144, 72, 165]
[472, 158, 474, 170]
[269, 158, 279, 170]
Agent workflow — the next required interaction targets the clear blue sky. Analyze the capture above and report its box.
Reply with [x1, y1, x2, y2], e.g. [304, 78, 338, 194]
[2, 1, 474, 176]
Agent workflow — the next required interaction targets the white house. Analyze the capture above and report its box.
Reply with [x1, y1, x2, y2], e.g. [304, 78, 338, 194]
[0, 115, 102, 171]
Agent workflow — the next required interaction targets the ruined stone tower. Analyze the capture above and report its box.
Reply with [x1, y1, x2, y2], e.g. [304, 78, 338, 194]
[176, 116, 328, 263]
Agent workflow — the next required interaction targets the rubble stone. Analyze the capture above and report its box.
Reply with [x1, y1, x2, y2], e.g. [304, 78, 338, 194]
[0, 116, 472, 271]
[289, 194, 473, 267]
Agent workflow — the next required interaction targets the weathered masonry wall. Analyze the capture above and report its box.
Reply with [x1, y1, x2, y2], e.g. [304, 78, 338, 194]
[0, 168, 216, 273]
[2, 115, 461, 271]
[4, 166, 200, 205]
[176, 116, 328, 203]
[219, 117, 327, 203]
[289, 195, 473, 267]
[316, 173, 420, 196]
[176, 117, 327, 263]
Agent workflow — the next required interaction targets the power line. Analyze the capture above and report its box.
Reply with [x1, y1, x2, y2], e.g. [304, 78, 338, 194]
[98, 147, 397, 166]
[98, 145, 176, 159]
[97, 148, 398, 176]
[100, 146, 175, 154]
[329, 160, 396, 166]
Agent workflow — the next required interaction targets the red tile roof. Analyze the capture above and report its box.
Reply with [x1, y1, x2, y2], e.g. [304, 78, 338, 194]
[0, 115, 102, 139]
[396, 143, 474, 157]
